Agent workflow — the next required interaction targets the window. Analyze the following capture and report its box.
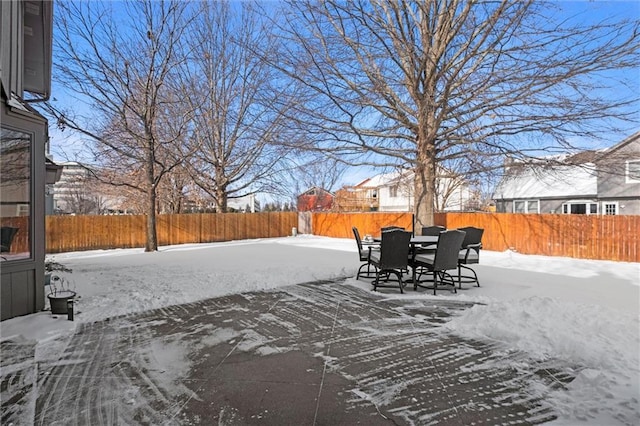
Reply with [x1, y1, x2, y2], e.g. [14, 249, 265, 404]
[16, 204, 30, 216]
[1, 128, 32, 261]
[603, 202, 618, 215]
[626, 160, 640, 183]
[562, 202, 598, 215]
[389, 185, 398, 198]
[513, 199, 539, 213]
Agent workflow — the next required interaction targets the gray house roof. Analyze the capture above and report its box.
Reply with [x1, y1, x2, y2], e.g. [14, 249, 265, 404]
[494, 131, 640, 201]
[494, 163, 597, 199]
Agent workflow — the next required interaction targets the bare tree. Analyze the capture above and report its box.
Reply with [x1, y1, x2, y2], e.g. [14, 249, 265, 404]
[272, 0, 639, 228]
[43, 0, 195, 251]
[182, 0, 298, 213]
[274, 154, 347, 206]
[156, 164, 192, 214]
[55, 169, 106, 215]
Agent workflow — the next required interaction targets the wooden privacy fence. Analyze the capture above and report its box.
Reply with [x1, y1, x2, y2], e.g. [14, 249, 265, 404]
[1, 216, 29, 254]
[312, 212, 639, 263]
[43, 211, 638, 262]
[45, 212, 298, 253]
[311, 212, 415, 239]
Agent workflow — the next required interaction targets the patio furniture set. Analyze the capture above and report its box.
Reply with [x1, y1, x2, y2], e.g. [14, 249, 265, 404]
[353, 225, 484, 295]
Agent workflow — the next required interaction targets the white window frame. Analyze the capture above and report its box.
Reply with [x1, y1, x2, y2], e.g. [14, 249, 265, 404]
[602, 202, 618, 215]
[562, 201, 599, 215]
[626, 160, 640, 183]
[17, 204, 30, 216]
[513, 199, 539, 213]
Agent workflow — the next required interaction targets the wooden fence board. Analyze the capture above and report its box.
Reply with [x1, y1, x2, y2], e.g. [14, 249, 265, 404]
[312, 212, 415, 239]
[310, 211, 638, 262]
[43, 212, 638, 262]
[45, 212, 298, 253]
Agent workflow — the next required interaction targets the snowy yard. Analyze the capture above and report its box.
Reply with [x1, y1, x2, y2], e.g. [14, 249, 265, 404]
[1, 235, 638, 424]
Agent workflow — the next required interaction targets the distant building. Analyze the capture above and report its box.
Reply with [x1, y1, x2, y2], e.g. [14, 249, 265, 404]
[334, 169, 477, 212]
[227, 194, 259, 213]
[297, 187, 334, 212]
[50, 162, 128, 215]
[493, 131, 640, 215]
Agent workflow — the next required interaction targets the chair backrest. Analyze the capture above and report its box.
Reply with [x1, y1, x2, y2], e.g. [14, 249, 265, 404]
[458, 227, 484, 248]
[352, 226, 365, 255]
[433, 230, 466, 271]
[379, 229, 412, 270]
[1, 227, 19, 253]
[421, 225, 445, 236]
[381, 226, 405, 232]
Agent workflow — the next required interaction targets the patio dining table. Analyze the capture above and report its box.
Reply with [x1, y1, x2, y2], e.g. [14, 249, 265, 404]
[372, 235, 439, 245]
[370, 235, 439, 256]
[409, 235, 439, 246]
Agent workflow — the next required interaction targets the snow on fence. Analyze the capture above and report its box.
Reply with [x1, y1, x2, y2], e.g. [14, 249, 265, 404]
[42, 211, 638, 262]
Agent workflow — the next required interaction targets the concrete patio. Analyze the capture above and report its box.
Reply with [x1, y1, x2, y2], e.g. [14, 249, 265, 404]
[3, 279, 574, 425]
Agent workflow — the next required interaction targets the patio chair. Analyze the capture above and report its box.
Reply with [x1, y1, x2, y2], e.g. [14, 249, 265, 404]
[353, 226, 379, 279]
[412, 229, 466, 295]
[381, 226, 405, 232]
[1, 226, 19, 253]
[368, 229, 412, 293]
[421, 225, 445, 236]
[457, 226, 484, 288]
[416, 225, 444, 253]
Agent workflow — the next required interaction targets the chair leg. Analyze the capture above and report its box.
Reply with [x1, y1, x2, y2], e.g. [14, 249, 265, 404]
[444, 271, 457, 293]
[357, 263, 365, 280]
[458, 264, 480, 287]
[357, 262, 377, 280]
[412, 267, 417, 290]
[372, 270, 381, 291]
[392, 271, 404, 294]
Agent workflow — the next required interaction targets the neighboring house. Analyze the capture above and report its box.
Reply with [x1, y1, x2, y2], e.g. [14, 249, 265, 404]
[595, 132, 640, 215]
[1, 0, 55, 320]
[334, 169, 477, 212]
[375, 170, 414, 212]
[227, 194, 259, 213]
[49, 162, 129, 215]
[493, 131, 640, 215]
[297, 187, 334, 212]
[334, 175, 385, 212]
[51, 162, 94, 214]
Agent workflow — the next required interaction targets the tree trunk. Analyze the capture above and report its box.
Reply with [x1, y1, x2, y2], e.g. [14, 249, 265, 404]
[145, 146, 158, 251]
[414, 132, 436, 231]
[145, 187, 158, 252]
[216, 186, 228, 213]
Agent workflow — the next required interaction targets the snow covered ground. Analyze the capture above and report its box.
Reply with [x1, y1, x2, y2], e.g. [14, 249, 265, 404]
[1, 235, 638, 424]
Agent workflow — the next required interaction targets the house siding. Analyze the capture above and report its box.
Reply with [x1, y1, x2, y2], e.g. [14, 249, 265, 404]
[1, 0, 51, 320]
[495, 132, 640, 216]
[597, 136, 640, 215]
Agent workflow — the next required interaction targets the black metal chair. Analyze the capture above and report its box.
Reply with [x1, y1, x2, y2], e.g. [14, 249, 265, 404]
[457, 226, 484, 288]
[416, 225, 444, 253]
[421, 225, 445, 236]
[381, 226, 405, 232]
[353, 226, 379, 279]
[1, 226, 19, 253]
[412, 229, 466, 295]
[368, 229, 412, 293]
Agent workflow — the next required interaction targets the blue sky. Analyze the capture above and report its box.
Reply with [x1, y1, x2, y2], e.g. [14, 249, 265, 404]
[44, 0, 639, 189]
